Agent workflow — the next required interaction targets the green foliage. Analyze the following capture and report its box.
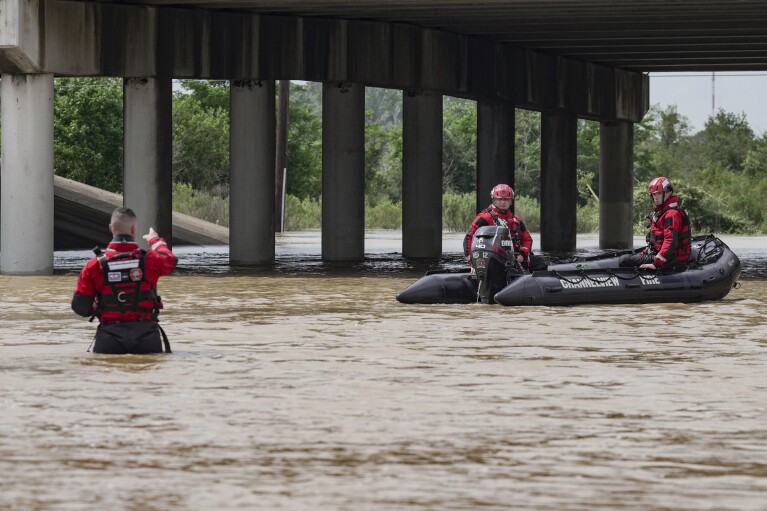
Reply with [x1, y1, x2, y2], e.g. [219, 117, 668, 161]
[283, 194, 321, 230]
[365, 115, 403, 204]
[515, 109, 541, 199]
[631, 179, 754, 235]
[635, 104, 693, 183]
[172, 182, 229, 226]
[695, 109, 755, 172]
[176, 80, 229, 111]
[286, 89, 322, 199]
[576, 120, 600, 203]
[366, 87, 402, 126]
[39, 76, 767, 235]
[443, 193, 475, 232]
[576, 200, 600, 233]
[173, 91, 230, 192]
[290, 81, 322, 116]
[442, 97, 477, 193]
[366, 199, 401, 229]
[743, 133, 767, 178]
[514, 196, 540, 232]
[54, 77, 123, 192]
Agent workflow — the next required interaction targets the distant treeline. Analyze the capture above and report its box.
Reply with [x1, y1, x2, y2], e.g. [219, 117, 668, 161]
[3, 78, 764, 234]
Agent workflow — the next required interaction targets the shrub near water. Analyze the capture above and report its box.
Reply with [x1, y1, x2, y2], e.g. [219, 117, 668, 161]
[172, 188, 604, 233]
[631, 180, 754, 235]
[366, 199, 401, 229]
[283, 195, 321, 230]
[172, 182, 229, 226]
[443, 193, 475, 232]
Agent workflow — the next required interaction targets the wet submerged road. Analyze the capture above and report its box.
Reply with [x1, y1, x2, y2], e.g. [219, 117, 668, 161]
[1, 232, 766, 510]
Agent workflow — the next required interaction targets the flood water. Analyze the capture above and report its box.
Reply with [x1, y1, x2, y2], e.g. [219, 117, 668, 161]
[2, 232, 767, 510]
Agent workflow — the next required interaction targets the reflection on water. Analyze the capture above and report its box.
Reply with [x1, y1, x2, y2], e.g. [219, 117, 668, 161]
[2, 232, 767, 510]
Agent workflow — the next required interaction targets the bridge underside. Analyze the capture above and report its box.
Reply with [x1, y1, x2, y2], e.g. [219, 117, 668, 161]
[5, 0, 755, 273]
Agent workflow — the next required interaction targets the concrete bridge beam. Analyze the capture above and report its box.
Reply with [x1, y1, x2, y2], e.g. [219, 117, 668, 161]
[477, 99, 515, 212]
[229, 80, 276, 265]
[321, 82, 365, 261]
[540, 110, 578, 253]
[0, 73, 54, 274]
[599, 120, 635, 249]
[123, 77, 173, 247]
[402, 90, 443, 258]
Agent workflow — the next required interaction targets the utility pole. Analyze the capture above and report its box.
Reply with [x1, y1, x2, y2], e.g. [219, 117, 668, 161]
[275, 80, 290, 233]
[711, 72, 716, 115]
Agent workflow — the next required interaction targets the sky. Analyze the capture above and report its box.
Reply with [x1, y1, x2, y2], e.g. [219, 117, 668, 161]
[649, 72, 767, 136]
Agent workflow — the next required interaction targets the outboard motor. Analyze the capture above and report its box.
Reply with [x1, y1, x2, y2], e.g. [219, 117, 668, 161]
[470, 226, 520, 304]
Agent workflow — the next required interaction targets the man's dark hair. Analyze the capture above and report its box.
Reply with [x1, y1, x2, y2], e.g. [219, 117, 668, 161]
[110, 207, 138, 234]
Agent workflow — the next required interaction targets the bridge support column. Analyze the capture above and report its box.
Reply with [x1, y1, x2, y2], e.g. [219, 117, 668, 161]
[322, 82, 365, 261]
[402, 91, 443, 258]
[123, 78, 173, 247]
[540, 111, 577, 252]
[477, 99, 515, 212]
[230, 80, 276, 265]
[0, 73, 54, 274]
[599, 120, 635, 249]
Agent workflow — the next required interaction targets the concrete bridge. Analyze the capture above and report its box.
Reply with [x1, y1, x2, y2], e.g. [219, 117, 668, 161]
[1, 0, 764, 274]
[53, 176, 228, 250]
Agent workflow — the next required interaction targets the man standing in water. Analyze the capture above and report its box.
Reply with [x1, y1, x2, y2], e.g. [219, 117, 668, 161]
[71, 207, 177, 354]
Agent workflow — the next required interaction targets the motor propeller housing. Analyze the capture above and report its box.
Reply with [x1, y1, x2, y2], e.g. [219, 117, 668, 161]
[470, 226, 517, 303]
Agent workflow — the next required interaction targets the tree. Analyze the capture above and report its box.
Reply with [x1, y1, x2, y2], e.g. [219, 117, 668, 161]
[285, 96, 322, 199]
[658, 104, 691, 147]
[176, 80, 229, 111]
[366, 87, 402, 126]
[634, 104, 694, 184]
[442, 97, 477, 194]
[365, 114, 402, 205]
[695, 109, 755, 172]
[172, 80, 230, 193]
[515, 109, 541, 199]
[54, 77, 123, 192]
[576, 119, 600, 204]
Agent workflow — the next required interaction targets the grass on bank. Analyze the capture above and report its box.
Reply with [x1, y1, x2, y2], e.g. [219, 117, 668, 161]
[176, 181, 757, 236]
[172, 182, 605, 233]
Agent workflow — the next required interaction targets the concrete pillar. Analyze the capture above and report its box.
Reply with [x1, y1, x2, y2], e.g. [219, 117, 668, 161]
[540, 110, 577, 252]
[123, 78, 173, 248]
[402, 90, 443, 258]
[1, 74, 54, 275]
[230, 80, 276, 265]
[599, 120, 635, 249]
[322, 82, 365, 261]
[477, 99, 515, 213]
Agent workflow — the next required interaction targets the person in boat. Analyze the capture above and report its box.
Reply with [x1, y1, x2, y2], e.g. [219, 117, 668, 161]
[71, 207, 178, 354]
[464, 184, 547, 271]
[619, 176, 691, 271]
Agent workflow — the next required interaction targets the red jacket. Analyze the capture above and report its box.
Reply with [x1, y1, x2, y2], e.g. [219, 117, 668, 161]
[465, 205, 533, 261]
[72, 236, 177, 323]
[646, 195, 691, 266]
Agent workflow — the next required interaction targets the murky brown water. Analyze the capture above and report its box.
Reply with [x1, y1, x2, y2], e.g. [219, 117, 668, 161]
[2, 234, 767, 510]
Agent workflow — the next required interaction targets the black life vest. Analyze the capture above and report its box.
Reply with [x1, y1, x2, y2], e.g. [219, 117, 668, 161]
[95, 248, 159, 318]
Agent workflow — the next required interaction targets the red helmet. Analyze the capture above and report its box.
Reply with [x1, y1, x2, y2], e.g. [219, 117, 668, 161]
[491, 184, 514, 200]
[648, 176, 674, 196]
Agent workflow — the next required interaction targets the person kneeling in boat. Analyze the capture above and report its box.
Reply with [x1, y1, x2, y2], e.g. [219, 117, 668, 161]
[71, 207, 178, 354]
[619, 176, 691, 271]
[464, 184, 547, 271]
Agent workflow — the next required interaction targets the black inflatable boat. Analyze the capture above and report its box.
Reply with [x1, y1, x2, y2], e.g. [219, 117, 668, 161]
[396, 228, 741, 306]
